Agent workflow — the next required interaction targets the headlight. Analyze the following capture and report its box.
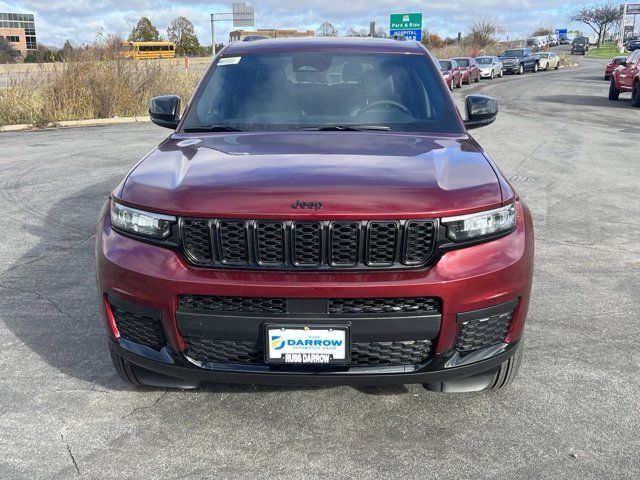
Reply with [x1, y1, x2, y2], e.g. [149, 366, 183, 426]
[110, 200, 176, 239]
[441, 203, 516, 241]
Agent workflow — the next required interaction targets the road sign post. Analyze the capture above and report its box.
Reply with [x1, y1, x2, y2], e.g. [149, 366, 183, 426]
[210, 2, 255, 56]
[390, 13, 423, 41]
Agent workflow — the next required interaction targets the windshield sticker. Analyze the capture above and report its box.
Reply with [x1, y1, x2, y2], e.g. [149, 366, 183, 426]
[218, 56, 242, 66]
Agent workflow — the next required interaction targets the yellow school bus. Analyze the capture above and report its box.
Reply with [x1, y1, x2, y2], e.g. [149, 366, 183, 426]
[120, 41, 176, 60]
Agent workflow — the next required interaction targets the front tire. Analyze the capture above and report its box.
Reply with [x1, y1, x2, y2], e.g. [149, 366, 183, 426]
[518, 64, 524, 75]
[609, 78, 621, 100]
[554, 61, 560, 70]
[632, 82, 640, 107]
[110, 348, 143, 386]
[485, 340, 524, 391]
[533, 62, 539, 73]
[544, 62, 549, 71]
[490, 70, 494, 79]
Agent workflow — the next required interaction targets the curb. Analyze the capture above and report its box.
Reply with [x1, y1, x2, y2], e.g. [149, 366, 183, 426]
[0, 116, 151, 133]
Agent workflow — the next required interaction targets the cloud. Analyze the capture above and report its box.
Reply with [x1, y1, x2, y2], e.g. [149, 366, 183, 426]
[1, 0, 590, 47]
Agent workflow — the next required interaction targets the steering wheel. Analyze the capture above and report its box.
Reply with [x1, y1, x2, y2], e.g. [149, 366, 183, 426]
[359, 100, 411, 116]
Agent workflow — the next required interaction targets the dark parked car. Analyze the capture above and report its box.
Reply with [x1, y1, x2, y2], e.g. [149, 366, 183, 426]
[571, 37, 589, 55]
[499, 48, 539, 74]
[97, 37, 534, 393]
[451, 57, 480, 84]
[605, 56, 628, 80]
[438, 59, 462, 90]
[627, 39, 640, 52]
[609, 48, 640, 107]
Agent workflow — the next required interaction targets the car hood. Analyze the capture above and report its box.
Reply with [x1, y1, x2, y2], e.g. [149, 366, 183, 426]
[118, 132, 503, 219]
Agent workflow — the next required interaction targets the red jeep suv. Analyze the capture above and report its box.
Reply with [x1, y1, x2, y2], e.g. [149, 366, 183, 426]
[96, 38, 534, 393]
[609, 48, 640, 107]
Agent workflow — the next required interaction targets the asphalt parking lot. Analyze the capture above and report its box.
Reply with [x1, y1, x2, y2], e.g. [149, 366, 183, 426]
[1, 56, 639, 479]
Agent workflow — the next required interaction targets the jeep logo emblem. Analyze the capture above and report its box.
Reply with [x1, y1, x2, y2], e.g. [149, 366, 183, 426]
[291, 199, 323, 210]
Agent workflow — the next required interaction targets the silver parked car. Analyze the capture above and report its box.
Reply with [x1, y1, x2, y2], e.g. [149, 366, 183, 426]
[475, 56, 503, 79]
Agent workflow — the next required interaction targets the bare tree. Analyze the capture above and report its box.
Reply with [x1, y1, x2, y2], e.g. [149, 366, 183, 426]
[532, 27, 553, 36]
[467, 17, 499, 48]
[346, 27, 368, 37]
[569, 3, 620, 46]
[317, 21, 338, 37]
[374, 27, 388, 38]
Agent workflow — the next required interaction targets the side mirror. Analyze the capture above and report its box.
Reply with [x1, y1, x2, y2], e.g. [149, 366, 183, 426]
[149, 95, 181, 129]
[464, 95, 498, 130]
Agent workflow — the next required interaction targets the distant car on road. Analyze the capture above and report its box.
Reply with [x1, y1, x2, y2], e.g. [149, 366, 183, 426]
[534, 52, 560, 71]
[438, 59, 463, 90]
[451, 57, 480, 84]
[475, 56, 503, 79]
[571, 37, 589, 55]
[499, 48, 539, 74]
[609, 48, 640, 107]
[627, 39, 640, 52]
[604, 56, 628, 80]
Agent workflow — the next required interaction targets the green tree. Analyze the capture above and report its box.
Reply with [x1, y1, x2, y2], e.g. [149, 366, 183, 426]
[0, 36, 21, 63]
[128, 17, 161, 42]
[167, 16, 201, 56]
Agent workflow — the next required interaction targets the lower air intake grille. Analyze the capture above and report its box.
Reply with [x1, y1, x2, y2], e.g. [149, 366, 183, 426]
[184, 338, 432, 367]
[329, 297, 441, 315]
[455, 312, 513, 352]
[111, 304, 165, 350]
[179, 295, 287, 314]
[351, 340, 432, 366]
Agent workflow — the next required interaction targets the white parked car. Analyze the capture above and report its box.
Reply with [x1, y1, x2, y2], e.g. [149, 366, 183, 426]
[475, 56, 503, 79]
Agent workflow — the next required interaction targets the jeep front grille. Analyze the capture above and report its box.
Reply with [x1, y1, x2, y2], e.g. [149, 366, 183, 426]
[179, 219, 436, 270]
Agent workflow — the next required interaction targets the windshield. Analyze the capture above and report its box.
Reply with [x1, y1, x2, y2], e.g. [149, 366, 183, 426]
[181, 53, 462, 134]
[573, 38, 587, 45]
[502, 50, 524, 57]
[438, 60, 451, 70]
[475, 57, 492, 64]
[453, 58, 470, 67]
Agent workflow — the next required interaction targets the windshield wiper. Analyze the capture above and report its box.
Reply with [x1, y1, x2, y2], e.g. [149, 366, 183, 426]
[183, 126, 244, 132]
[301, 125, 391, 131]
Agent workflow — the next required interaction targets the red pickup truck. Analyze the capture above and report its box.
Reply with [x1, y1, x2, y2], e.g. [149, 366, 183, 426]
[609, 48, 640, 107]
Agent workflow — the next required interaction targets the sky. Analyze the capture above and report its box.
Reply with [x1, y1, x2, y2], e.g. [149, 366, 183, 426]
[0, 1, 606, 48]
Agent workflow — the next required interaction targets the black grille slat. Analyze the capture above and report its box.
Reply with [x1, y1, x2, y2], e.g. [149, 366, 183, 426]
[455, 312, 513, 352]
[111, 305, 165, 350]
[330, 222, 360, 266]
[255, 221, 285, 265]
[367, 222, 398, 265]
[293, 222, 322, 265]
[218, 220, 249, 264]
[404, 221, 435, 265]
[184, 338, 432, 367]
[179, 295, 287, 314]
[182, 219, 213, 264]
[329, 297, 440, 315]
[179, 219, 438, 270]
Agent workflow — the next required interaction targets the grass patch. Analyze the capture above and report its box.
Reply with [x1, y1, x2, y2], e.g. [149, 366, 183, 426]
[0, 41, 200, 127]
[586, 43, 623, 59]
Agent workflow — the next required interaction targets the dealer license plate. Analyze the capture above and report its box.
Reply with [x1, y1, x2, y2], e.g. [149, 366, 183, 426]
[264, 325, 349, 365]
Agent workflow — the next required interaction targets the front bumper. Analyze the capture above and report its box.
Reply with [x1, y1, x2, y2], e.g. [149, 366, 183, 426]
[96, 201, 534, 386]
